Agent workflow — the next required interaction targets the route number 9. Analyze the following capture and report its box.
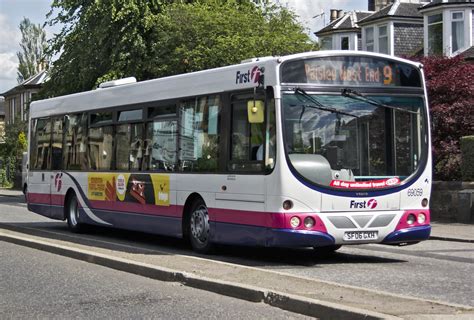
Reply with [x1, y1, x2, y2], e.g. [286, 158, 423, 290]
[383, 66, 392, 85]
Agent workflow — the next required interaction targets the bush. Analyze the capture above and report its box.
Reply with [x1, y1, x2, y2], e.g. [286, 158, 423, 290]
[460, 136, 474, 181]
[414, 55, 474, 181]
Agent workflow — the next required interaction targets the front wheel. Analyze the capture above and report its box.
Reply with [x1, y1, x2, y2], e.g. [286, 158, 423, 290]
[188, 199, 213, 254]
[66, 193, 83, 233]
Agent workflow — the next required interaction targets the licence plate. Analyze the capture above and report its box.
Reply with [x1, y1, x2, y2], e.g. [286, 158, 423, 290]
[344, 231, 378, 241]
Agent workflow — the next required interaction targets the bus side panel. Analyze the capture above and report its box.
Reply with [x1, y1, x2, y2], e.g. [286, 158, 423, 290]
[27, 171, 53, 219]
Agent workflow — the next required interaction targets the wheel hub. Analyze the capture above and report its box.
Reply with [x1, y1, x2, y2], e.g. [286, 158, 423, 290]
[190, 207, 209, 243]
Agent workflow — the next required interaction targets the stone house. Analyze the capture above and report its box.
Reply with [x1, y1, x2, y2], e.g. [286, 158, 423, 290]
[1, 70, 48, 125]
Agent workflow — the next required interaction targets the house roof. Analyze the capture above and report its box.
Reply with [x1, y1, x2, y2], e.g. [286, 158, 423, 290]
[461, 46, 474, 60]
[359, 2, 423, 25]
[1, 70, 48, 97]
[315, 11, 373, 36]
[419, 0, 474, 10]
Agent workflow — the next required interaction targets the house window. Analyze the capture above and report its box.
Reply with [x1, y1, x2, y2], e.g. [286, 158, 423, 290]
[365, 27, 374, 51]
[341, 36, 349, 50]
[378, 25, 388, 54]
[451, 11, 464, 53]
[10, 99, 15, 124]
[428, 13, 443, 55]
[320, 36, 333, 50]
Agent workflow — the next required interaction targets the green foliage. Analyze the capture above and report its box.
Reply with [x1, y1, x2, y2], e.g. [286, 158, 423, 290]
[42, 0, 316, 97]
[1, 116, 27, 160]
[414, 55, 474, 180]
[17, 18, 50, 83]
[460, 136, 474, 181]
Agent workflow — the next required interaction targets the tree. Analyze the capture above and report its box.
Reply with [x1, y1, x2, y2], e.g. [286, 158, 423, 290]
[416, 55, 474, 180]
[146, 1, 315, 77]
[42, 0, 315, 97]
[17, 18, 50, 83]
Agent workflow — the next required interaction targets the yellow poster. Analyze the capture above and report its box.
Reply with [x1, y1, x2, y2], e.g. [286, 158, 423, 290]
[88, 173, 116, 201]
[151, 174, 170, 206]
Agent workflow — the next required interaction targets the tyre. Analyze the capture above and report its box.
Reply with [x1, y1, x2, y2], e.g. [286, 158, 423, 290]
[66, 193, 83, 233]
[313, 245, 342, 256]
[188, 199, 213, 254]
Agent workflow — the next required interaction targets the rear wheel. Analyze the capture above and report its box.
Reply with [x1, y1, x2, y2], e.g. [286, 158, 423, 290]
[66, 193, 83, 233]
[188, 199, 213, 254]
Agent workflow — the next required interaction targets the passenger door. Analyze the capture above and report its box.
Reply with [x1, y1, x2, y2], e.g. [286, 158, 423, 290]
[49, 117, 64, 219]
[28, 118, 52, 216]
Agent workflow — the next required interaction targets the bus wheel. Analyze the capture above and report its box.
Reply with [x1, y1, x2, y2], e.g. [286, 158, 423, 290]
[313, 245, 341, 256]
[66, 193, 83, 233]
[189, 199, 213, 254]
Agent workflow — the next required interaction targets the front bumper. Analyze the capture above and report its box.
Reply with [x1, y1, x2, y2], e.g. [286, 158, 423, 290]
[382, 225, 431, 244]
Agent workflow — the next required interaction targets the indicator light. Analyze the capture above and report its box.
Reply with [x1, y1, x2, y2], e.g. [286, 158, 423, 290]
[283, 200, 293, 210]
[418, 213, 426, 224]
[304, 217, 315, 229]
[290, 216, 300, 228]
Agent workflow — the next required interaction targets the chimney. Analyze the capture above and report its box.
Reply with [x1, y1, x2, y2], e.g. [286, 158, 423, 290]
[330, 9, 339, 22]
[337, 10, 344, 18]
[368, 0, 375, 11]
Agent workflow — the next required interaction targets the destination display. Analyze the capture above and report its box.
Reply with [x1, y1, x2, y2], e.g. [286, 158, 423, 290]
[281, 56, 422, 87]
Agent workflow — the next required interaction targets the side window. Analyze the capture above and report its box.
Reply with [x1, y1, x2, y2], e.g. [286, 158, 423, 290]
[88, 126, 113, 170]
[116, 109, 144, 171]
[116, 124, 131, 170]
[63, 113, 88, 170]
[129, 124, 144, 170]
[145, 120, 177, 171]
[179, 95, 220, 172]
[51, 117, 63, 170]
[228, 97, 264, 172]
[30, 118, 51, 170]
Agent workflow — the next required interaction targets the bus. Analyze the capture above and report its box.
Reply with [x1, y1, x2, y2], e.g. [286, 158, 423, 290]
[27, 51, 432, 254]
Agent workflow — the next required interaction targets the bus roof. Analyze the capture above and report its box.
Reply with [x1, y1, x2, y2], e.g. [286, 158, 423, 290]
[30, 51, 422, 119]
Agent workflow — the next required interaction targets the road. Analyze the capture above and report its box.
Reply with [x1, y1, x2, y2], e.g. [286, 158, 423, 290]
[0, 240, 310, 319]
[0, 194, 473, 315]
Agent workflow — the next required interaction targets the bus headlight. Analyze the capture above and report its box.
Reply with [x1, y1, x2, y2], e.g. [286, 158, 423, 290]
[304, 217, 315, 229]
[290, 216, 300, 228]
[407, 214, 416, 225]
[417, 213, 426, 224]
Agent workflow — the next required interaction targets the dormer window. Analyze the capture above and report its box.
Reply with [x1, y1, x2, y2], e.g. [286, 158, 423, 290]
[366, 27, 374, 51]
[378, 25, 388, 54]
[451, 11, 464, 53]
[341, 36, 349, 50]
[427, 13, 443, 55]
[320, 36, 333, 50]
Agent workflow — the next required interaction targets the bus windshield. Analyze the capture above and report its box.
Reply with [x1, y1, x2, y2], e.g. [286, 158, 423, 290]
[281, 91, 428, 190]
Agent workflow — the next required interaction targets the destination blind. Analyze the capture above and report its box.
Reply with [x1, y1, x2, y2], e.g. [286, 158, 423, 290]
[281, 56, 422, 87]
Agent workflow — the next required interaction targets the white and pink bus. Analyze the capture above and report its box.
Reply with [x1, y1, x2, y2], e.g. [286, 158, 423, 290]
[27, 51, 432, 253]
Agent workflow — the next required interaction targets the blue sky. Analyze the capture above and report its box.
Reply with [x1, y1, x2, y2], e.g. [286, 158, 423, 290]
[0, 0, 367, 93]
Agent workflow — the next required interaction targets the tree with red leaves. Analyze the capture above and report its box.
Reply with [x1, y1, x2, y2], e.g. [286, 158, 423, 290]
[416, 55, 474, 180]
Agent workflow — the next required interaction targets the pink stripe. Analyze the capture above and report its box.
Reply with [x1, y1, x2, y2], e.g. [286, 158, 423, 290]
[90, 200, 181, 218]
[28, 193, 50, 205]
[208, 208, 287, 228]
[51, 194, 65, 206]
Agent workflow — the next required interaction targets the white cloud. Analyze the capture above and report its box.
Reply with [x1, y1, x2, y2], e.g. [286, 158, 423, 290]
[274, 0, 367, 39]
[0, 13, 20, 93]
[0, 14, 21, 53]
[0, 52, 18, 93]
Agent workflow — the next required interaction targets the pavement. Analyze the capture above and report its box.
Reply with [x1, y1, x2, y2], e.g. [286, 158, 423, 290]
[1, 187, 473, 319]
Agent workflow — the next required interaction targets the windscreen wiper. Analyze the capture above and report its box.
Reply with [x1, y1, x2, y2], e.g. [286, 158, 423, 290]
[294, 88, 359, 118]
[341, 88, 418, 115]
